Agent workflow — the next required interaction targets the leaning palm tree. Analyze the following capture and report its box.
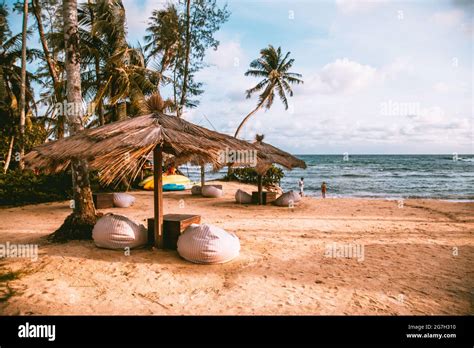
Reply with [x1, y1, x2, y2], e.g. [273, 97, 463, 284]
[234, 45, 303, 138]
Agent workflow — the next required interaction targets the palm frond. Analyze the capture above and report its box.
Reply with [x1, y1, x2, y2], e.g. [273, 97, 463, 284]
[245, 78, 269, 99]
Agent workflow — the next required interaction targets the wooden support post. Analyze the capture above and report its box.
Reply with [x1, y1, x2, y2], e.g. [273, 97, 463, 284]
[257, 174, 263, 205]
[200, 165, 205, 187]
[153, 143, 164, 248]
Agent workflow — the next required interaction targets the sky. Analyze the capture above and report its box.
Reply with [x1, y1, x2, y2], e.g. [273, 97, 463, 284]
[4, 0, 474, 154]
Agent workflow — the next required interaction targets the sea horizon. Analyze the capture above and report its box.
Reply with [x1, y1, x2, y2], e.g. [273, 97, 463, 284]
[182, 154, 474, 201]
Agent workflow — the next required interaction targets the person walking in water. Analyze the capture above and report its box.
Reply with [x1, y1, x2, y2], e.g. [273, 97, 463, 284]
[298, 177, 304, 197]
[321, 181, 327, 198]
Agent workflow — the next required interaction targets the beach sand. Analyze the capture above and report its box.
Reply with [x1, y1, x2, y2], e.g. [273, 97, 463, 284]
[0, 180, 472, 315]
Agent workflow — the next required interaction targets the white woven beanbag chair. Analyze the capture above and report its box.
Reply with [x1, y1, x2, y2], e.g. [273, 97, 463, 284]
[92, 213, 147, 249]
[235, 189, 252, 204]
[273, 190, 301, 207]
[177, 224, 240, 264]
[201, 185, 223, 198]
[191, 185, 202, 195]
[113, 192, 136, 208]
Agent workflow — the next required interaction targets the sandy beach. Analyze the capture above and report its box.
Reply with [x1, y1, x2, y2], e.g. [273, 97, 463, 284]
[0, 180, 472, 315]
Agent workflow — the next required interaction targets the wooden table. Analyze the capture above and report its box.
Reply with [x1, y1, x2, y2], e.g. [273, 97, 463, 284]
[148, 214, 201, 249]
[92, 193, 114, 209]
[251, 191, 277, 205]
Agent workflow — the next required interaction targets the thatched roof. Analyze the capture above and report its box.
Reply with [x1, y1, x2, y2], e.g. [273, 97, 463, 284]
[253, 141, 307, 173]
[25, 113, 305, 185]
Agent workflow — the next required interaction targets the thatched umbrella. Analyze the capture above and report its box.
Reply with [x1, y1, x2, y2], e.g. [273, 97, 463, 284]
[26, 113, 260, 183]
[251, 134, 306, 204]
[25, 113, 305, 246]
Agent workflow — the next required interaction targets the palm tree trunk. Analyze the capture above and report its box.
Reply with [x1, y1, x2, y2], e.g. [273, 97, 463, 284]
[116, 101, 127, 120]
[234, 100, 266, 138]
[32, 0, 59, 86]
[178, 0, 191, 117]
[57, 115, 65, 139]
[32, 0, 65, 139]
[3, 136, 14, 174]
[94, 53, 104, 125]
[257, 174, 263, 205]
[200, 165, 205, 187]
[89, 1, 104, 126]
[173, 64, 178, 115]
[229, 97, 268, 176]
[50, 0, 96, 242]
[18, 0, 28, 170]
[97, 99, 105, 125]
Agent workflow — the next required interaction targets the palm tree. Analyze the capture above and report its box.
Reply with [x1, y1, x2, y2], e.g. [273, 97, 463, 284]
[18, 0, 28, 169]
[31, 0, 66, 139]
[234, 45, 303, 138]
[144, 4, 180, 85]
[32, 0, 60, 88]
[178, 0, 191, 117]
[0, 4, 38, 172]
[51, 0, 96, 241]
[78, 0, 156, 123]
[144, 4, 180, 114]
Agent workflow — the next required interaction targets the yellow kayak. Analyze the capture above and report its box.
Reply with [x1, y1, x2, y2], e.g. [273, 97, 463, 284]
[141, 175, 191, 190]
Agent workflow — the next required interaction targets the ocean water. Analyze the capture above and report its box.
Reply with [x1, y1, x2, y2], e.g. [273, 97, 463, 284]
[180, 155, 474, 201]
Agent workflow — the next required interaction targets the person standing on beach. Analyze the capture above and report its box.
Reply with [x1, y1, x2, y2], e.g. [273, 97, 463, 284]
[299, 177, 304, 197]
[321, 182, 327, 198]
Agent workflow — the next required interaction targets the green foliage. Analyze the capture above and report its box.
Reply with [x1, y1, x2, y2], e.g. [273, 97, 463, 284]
[0, 3, 46, 169]
[245, 45, 303, 110]
[224, 165, 284, 187]
[0, 121, 49, 171]
[145, 0, 230, 111]
[0, 170, 72, 206]
[0, 169, 142, 206]
[235, 45, 303, 137]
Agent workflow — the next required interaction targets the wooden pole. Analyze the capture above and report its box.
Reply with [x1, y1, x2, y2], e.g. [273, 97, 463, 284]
[153, 143, 164, 248]
[200, 165, 205, 187]
[257, 174, 263, 205]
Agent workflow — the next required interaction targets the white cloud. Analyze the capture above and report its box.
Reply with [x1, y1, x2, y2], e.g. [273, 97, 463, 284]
[432, 81, 469, 94]
[433, 82, 452, 93]
[122, 0, 166, 42]
[304, 58, 377, 94]
[431, 9, 473, 35]
[207, 40, 246, 70]
[335, 0, 388, 14]
[432, 9, 465, 27]
[379, 57, 415, 81]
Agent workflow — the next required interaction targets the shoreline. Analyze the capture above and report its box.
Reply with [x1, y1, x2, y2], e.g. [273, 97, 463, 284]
[3, 193, 474, 210]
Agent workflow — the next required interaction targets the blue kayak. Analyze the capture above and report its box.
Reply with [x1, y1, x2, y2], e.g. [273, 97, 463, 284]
[163, 184, 186, 191]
